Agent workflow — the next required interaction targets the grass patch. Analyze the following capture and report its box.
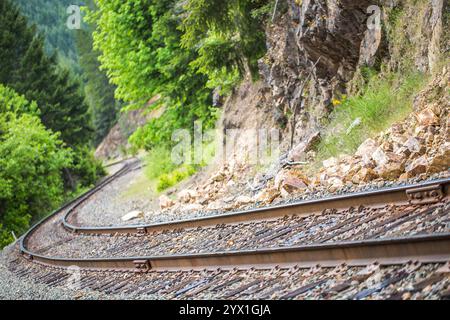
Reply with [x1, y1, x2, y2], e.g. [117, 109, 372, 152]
[144, 131, 218, 193]
[120, 172, 154, 200]
[313, 69, 427, 169]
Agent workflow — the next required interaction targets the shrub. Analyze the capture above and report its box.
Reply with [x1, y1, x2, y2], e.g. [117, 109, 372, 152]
[0, 113, 72, 248]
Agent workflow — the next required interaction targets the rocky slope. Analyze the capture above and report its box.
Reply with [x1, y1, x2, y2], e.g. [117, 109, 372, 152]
[157, 0, 449, 216]
[95, 98, 163, 161]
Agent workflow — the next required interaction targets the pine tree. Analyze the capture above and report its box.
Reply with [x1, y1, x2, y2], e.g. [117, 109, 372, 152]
[0, 0, 92, 147]
[14, 0, 82, 74]
[76, 29, 120, 146]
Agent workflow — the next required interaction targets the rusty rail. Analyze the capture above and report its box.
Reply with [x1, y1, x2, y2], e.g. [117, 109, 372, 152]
[62, 178, 450, 234]
[22, 233, 450, 272]
[18, 163, 450, 273]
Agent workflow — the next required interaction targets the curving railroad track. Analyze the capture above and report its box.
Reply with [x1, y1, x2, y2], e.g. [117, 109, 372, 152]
[8, 159, 450, 299]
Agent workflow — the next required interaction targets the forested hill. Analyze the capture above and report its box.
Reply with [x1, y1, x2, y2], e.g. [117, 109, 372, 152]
[0, 0, 119, 248]
[14, 0, 83, 74]
[14, 0, 121, 145]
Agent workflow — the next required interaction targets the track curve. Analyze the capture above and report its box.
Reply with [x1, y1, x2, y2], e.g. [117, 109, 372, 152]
[18, 160, 450, 272]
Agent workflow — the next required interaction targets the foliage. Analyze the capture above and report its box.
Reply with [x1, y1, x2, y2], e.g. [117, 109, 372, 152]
[15, 0, 121, 146]
[314, 69, 427, 165]
[143, 146, 196, 192]
[87, 0, 270, 152]
[0, 85, 72, 248]
[67, 145, 106, 189]
[157, 165, 197, 192]
[144, 133, 217, 192]
[144, 146, 177, 180]
[181, 0, 270, 83]
[0, 0, 92, 147]
[76, 28, 121, 146]
[0, 84, 38, 117]
[14, 0, 84, 74]
[0, 1, 107, 247]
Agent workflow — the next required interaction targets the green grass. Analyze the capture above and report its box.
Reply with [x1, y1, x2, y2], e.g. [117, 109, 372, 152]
[120, 172, 155, 200]
[144, 146, 178, 180]
[144, 131, 218, 193]
[313, 69, 427, 169]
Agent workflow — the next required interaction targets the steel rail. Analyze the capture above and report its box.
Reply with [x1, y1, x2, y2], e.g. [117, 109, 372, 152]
[19, 160, 134, 257]
[62, 178, 450, 235]
[21, 233, 450, 271]
[18, 159, 450, 273]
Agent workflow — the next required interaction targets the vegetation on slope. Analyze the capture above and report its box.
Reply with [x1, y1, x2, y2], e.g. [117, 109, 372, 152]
[315, 69, 427, 165]
[14, 0, 83, 74]
[0, 85, 73, 247]
[0, 0, 104, 248]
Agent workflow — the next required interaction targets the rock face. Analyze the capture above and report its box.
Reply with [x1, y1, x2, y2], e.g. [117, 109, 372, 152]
[95, 99, 164, 161]
[256, 0, 447, 152]
[288, 131, 320, 162]
[260, 0, 373, 146]
[159, 195, 175, 210]
[153, 1, 448, 217]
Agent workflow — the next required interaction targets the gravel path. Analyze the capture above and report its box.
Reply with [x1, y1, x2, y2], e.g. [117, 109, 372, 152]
[73, 161, 156, 227]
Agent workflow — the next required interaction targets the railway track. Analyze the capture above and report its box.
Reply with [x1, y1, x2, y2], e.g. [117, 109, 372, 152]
[8, 257, 450, 300]
[62, 178, 450, 234]
[11, 160, 450, 299]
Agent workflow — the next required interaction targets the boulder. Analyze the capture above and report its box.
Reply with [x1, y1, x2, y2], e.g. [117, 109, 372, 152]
[322, 157, 339, 168]
[416, 108, 439, 126]
[371, 148, 389, 167]
[399, 172, 410, 181]
[121, 210, 144, 222]
[427, 142, 450, 173]
[327, 177, 344, 193]
[235, 195, 254, 206]
[288, 131, 321, 162]
[210, 172, 225, 182]
[255, 188, 280, 204]
[177, 189, 199, 203]
[405, 156, 429, 177]
[159, 195, 175, 210]
[376, 162, 404, 180]
[344, 163, 362, 181]
[275, 170, 310, 190]
[280, 176, 308, 194]
[403, 137, 423, 153]
[356, 139, 378, 164]
[352, 167, 378, 184]
[372, 148, 404, 167]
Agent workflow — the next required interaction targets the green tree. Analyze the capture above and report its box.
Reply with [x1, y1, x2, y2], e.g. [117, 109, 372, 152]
[87, 0, 217, 149]
[0, 85, 72, 248]
[0, 0, 93, 147]
[14, 0, 85, 74]
[181, 0, 270, 83]
[76, 29, 121, 146]
[0, 0, 105, 199]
